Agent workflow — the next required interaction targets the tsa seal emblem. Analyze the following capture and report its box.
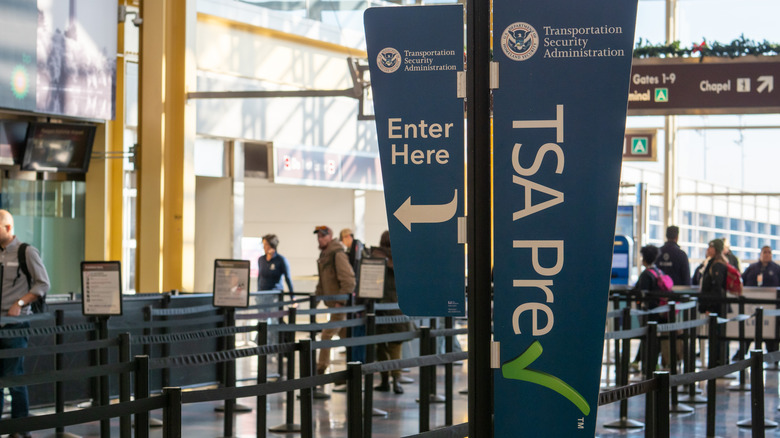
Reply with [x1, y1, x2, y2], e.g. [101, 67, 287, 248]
[501, 22, 539, 61]
[377, 48, 402, 73]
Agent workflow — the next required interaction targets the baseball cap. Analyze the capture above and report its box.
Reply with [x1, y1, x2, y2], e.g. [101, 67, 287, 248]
[313, 225, 332, 236]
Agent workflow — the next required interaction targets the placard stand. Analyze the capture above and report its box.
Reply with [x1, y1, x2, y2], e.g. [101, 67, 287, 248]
[211, 260, 253, 424]
[356, 257, 389, 417]
[81, 261, 123, 437]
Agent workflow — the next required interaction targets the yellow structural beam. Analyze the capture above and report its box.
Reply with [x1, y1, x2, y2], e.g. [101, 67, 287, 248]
[84, 0, 126, 263]
[137, 0, 196, 293]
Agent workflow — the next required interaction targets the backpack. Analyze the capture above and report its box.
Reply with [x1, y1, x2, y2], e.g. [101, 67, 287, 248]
[724, 263, 743, 296]
[648, 267, 674, 293]
[17, 243, 48, 313]
[710, 259, 743, 296]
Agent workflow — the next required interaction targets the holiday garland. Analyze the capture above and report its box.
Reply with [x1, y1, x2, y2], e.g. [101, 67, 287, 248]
[633, 35, 780, 59]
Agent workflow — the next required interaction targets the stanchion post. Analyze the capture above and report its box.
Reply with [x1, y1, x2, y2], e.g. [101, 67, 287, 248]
[346, 294, 354, 362]
[683, 301, 705, 403]
[161, 294, 172, 388]
[667, 303, 694, 413]
[668, 302, 678, 372]
[604, 306, 644, 429]
[654, 371, 670, 438]
[755, 307, 764, 354]
[737, 348, 778, 431]
[619, 306, 631, 417]
[706, 314, 719, 438]
[162, 387, 182, 438]
[223, 307, 236, 438]
[289, 307, 299, 426]
[98, 316, 110, 438]
[644, 319, 658, 380]
[134, 355, 150, 438]
[346, 362, 363, 438]
[119, 333, 132, 438]
[278, 306, 289, 379]
[429, 318, 438, 401]
[363, 313, 376, 438]
[308, 295, 318, 368]
[142, 305, 153, 358]
[738, 298, 747, 363]
[419, 326, 431, 433]
[257, 322, 268, 438]
[445, 316, 454, 426]
[299, 339, 314, 438]
[612, 297, 622, 386]
[644, 322, 657, 438]
[269, 307, 301, 433]
[751, 349, 766, 437]
[53, 309, 78, 438]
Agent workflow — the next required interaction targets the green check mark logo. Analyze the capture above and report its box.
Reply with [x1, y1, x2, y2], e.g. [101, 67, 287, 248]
[501, 340, 591, 416]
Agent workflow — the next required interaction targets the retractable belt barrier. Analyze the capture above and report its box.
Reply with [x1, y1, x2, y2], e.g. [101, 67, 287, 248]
[26, 290, 780, 436]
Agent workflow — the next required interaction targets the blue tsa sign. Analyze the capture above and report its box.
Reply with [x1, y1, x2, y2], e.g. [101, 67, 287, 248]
[492, 0, 638, 436]
[364, 5, 465, 317]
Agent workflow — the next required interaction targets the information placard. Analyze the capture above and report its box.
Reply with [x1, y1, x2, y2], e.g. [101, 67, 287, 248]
[81, 261, 123, 316]
[213, 259, 250, 308]
[358, 258, 386, 300]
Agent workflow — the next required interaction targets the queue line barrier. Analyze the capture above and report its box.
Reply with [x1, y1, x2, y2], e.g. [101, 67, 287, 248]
[1, 295, 465, 437]
[0, 322, 465, 438]
[602, 312, 779, 436]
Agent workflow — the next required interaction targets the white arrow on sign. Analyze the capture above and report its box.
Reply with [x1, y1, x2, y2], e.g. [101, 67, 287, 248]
[394, 190, 458, 232]
[757, 75, 774, 93]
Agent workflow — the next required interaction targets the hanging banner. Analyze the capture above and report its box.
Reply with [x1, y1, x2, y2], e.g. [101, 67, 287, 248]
[492, 1, 638, 435]
[364, 5, 465, 316]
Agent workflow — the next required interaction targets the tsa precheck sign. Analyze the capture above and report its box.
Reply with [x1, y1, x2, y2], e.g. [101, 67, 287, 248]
[364, 5, 465, 317]
[492, 0, 638, 436]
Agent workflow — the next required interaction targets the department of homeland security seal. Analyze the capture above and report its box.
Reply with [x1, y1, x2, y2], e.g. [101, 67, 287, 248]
[501, 22, 539, 61]
[377, 48, 402, 73]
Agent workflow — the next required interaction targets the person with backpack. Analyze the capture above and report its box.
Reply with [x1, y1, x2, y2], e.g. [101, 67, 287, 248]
[630, 245, 669, 371]
[699, 239, 729, 315]
[369, 231, 412, 395]
[656, 225, 691, 286]
[700, 238, 730, 366]
[0, 209, 50, 434]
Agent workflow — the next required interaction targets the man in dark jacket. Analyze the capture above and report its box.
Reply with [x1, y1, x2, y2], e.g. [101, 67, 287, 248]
[742, 246, 780, 287]
[737, 245, 780, 356]
[656, 225, 691, 286]
[339, 228, 364, 282]
[313, 226, 356, 392]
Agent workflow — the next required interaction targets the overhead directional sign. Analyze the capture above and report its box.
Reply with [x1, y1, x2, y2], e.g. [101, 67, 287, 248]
[492, 0, 638, 436]
[628, 56, 780, 115]
[364, 4, 465, 317]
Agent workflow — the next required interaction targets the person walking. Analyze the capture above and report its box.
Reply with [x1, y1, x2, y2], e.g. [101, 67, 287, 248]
[257, 234, 294, 297]
[312, 225, 355, 398]
[0, 209, 50, 437]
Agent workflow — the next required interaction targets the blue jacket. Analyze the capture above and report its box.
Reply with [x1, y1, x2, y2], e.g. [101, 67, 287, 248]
[742, 260, 780, 287]
[258, 252, 293, 293]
